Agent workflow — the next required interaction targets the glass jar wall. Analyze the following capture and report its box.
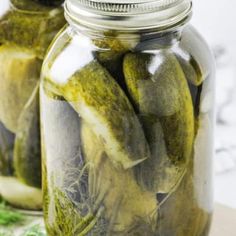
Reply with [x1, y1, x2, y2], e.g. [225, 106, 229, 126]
[0, 0, 65, 210]
[41, 0, 215, 234]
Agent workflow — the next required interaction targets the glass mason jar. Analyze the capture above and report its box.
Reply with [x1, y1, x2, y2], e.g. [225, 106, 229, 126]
[41, 0, 215, 235]
[0, 0, 65, 210]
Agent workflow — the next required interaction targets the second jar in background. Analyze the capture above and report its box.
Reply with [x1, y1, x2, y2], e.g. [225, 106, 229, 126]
[0, 0, 65, 210]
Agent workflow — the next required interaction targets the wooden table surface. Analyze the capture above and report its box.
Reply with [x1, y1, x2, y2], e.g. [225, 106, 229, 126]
[210, 204, 236, 236]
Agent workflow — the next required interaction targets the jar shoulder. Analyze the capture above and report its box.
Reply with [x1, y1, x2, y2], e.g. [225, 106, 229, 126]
[42, 26, 96, 84]
[42, 24, 216, 87]
[177, 25, 215, 80]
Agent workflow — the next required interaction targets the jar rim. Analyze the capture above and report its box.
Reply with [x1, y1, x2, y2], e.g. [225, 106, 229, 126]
[65, 0, 192, 31]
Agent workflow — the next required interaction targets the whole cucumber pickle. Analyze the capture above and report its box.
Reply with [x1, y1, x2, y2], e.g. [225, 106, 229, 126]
[13, 85, 41, 188]
[123, 52, 194, 193]
[45, 61, 150, 169]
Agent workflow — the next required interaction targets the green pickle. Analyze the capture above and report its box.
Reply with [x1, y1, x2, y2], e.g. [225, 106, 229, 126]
[0, 123, 14, 176]
[123, 52, 194, 193]
[93, 31, 139, 89]
[157, 165, 211, 236]
[176, 54, 203, 86]
[0, 0, 65, 210]
[175, 49, 205, 133]
[157, 113, 213, 235]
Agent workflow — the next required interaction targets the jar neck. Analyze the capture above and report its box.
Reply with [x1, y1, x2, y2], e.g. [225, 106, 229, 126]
[67, 21, 185, 55]
[67, 13, 189, 52]
[65, 0, 192, 33]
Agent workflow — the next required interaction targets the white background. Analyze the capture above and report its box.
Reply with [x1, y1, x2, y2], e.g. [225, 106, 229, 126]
[193, 0, 236, 209]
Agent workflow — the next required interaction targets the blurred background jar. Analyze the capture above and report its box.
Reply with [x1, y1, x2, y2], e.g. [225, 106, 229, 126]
[41, 0, 215, 235]
[0, 0, 65, 211]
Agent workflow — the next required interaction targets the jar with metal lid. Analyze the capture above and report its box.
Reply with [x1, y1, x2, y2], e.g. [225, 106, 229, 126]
[41, 0, 215, 234]
[0, 0, 65, 211]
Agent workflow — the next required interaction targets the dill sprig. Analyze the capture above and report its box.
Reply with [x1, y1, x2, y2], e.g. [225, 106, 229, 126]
[0, 231, 13, 236]
[0, 201, 24, 226]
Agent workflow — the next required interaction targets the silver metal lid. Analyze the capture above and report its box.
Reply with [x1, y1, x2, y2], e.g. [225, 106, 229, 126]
[65, 0, 192, 31]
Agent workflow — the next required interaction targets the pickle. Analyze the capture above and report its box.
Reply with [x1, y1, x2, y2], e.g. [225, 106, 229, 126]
[0, 45, 41, 133]
[157, 167, 211, 236]
[53, 61, 150, 169]
[95, 52, 125, 87]
[0, 176, 42, 210]
[81, 122, 158, 234]
[93, 32, 139, 88]
[0, 4, 65, 58]
[0, 122, 15, 176]
[123, 52, 194, 193]
[93, 31, 139, 58]
[175, 26, 214, 86]
[13, 85, 41, 188]
[34, 0, 64, 6]
[175, 54, 203, 124]
[81, 122, 105, 168]
[175, 52, 204, 133]
[138, 116, 187, 193]
[11, 0, 52, 11]
[176, 53, 203, 86]
[122, 53, 151, 107]
[93, 32, 128, 78]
